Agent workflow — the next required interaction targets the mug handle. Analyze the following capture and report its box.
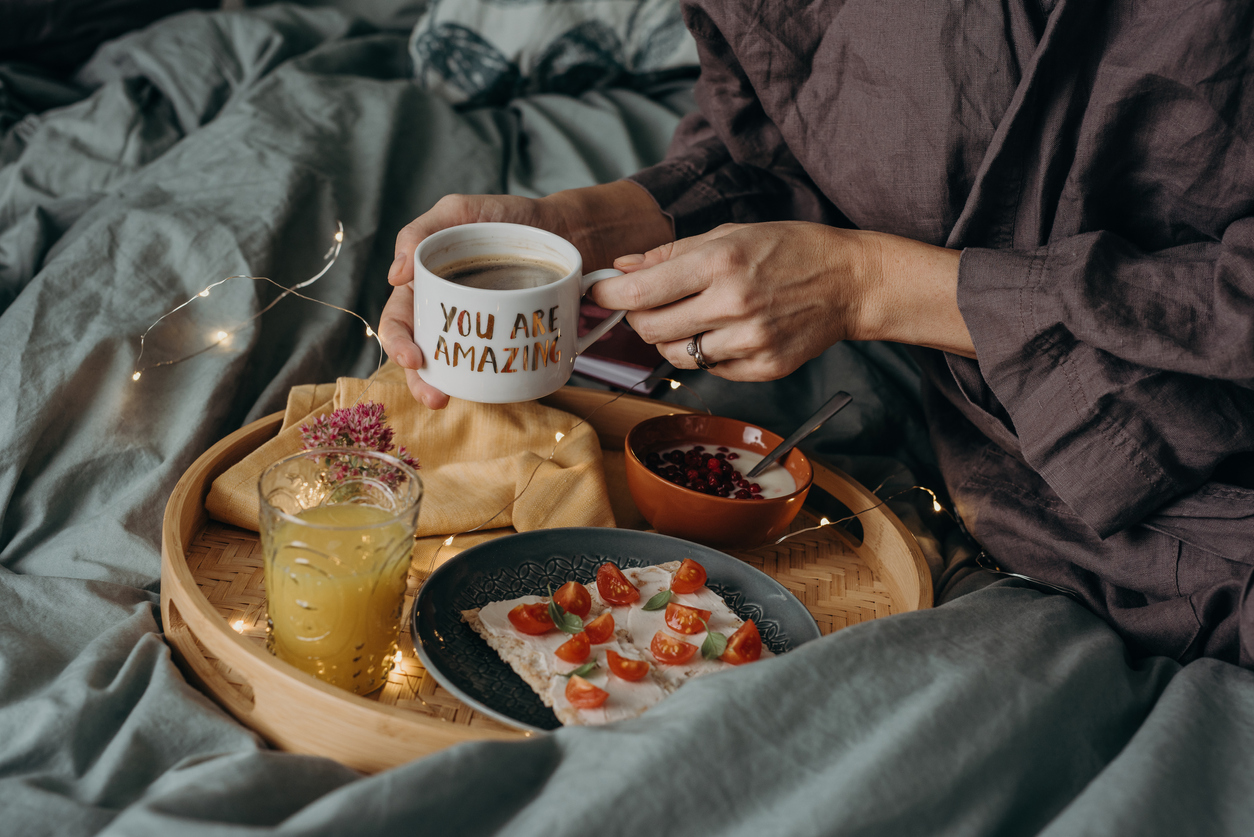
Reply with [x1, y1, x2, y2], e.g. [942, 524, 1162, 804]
[575, 269, 627, 356]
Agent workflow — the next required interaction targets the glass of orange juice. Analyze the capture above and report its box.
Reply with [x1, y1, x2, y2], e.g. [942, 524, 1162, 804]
[259, 448, 422, 695]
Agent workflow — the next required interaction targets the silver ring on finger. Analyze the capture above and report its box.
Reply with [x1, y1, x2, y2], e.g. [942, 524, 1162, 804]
[686, 332, 718, 371]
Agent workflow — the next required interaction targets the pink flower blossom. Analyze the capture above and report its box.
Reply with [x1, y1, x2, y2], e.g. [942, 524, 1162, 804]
[299, 401, 420, 490]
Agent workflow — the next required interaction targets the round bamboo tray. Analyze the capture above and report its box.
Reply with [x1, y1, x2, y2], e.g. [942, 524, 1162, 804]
[161, 387, 931, 773]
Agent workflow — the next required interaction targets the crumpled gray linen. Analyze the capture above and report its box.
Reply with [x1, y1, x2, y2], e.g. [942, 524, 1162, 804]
[2, 5, 1254, 836]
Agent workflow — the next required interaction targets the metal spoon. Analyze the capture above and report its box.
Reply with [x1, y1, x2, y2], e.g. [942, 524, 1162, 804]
[744, 391, 853, 479]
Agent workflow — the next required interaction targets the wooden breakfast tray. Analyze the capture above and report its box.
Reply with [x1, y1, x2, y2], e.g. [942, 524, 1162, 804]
[161, 387, 931, 773]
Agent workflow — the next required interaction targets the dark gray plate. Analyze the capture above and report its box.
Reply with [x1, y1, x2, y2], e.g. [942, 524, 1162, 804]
[411, 527, 822, 732]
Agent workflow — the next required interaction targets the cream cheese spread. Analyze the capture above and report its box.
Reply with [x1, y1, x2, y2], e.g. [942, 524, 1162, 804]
[467, 561, 773, 726]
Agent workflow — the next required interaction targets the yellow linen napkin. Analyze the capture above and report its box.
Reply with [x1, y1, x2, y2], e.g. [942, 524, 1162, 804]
[205, 371, 616, 535]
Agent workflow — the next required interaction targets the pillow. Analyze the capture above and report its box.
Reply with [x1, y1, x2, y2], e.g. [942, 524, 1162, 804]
[408, 0, 698, 107]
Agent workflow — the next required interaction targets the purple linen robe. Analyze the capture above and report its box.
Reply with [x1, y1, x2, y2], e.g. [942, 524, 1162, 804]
[630, 0, 1254, 665]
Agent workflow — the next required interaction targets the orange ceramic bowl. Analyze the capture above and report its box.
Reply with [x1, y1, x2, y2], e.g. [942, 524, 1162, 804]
[624, 414, 813, 549]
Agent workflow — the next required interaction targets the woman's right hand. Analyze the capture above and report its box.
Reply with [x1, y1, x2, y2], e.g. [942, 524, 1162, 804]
[377, 183, 673, 409]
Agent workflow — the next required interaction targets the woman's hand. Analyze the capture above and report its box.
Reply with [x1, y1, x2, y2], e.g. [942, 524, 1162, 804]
[377, 182, 673, 408]
[587, 221, 971, 381]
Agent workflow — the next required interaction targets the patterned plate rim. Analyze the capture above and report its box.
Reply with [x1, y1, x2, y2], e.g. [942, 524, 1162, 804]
[411, 527, 821, 733]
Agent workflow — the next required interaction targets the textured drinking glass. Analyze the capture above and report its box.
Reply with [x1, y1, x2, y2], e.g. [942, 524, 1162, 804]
[259, 448, 422, 695]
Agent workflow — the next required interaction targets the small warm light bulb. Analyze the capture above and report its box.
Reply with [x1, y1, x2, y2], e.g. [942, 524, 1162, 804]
[443, 535, 454, 546]
[335, 230, 344, 242]
[216, 330, 229, 341]
[670, 380, 681, 390]
[393, 650, 403, 664]
[131, 371, 141, 381]
[820, 517, 831, 526]
[555, 431, 564, 442]
[198, 289, 210, 298]
[365, 326, 374, 337]
[232, 620, 244, 632]
[933, 499, 943, 513]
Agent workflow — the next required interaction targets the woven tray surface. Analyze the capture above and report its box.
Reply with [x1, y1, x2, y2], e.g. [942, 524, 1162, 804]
[185, 509, 893, 730]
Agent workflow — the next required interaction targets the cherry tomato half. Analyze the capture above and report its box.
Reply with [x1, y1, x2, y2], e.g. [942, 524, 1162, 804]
[720, 619, 763, 665]
[664, 601, 712, 635]
[670, 558, 708, 594]
[650, 631, 698, 665]
[596, 563, 640, 606]
[565, 674, 609, 709]
[507, 602, 554, 635]
[555, 631, 591, 664]
[553, 581, 592, 619]
[606, 649, 651, 681]
[584, 612, 615, 645]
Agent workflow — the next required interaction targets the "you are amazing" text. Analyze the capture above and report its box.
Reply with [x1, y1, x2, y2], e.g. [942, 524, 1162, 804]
[431, 304, 562, 373]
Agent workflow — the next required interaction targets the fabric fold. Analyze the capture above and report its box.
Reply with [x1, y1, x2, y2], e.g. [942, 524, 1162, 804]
[205, 365, 616, 536]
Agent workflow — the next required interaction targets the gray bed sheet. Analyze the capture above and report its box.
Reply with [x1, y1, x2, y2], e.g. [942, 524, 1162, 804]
[2, 6, 1252, 836]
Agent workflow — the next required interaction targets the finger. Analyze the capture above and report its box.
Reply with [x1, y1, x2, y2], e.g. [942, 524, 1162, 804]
[655, 336, 701, 370]
[404, 366, 450, 410]
[377, 282, 421, 369]
[590, 251, 707, 312]
[596, 226, 750, 312]
[653, 330, 734, 371]
[388, 195, 477, 286]
[626, 285, 739, 347]
[612, 253, 647, 273]
[656, 333, 778, 383]
[388, 221, 424, 286]
[611, 223, 742, 272]
[389, 214, 445, 286]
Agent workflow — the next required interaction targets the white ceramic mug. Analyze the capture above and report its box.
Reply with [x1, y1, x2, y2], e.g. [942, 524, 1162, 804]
[413, 223, 626, 403]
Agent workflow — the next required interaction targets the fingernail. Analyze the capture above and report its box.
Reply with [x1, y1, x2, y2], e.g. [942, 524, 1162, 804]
[615, 253, 644, 267]
[387, 253, 404, 280]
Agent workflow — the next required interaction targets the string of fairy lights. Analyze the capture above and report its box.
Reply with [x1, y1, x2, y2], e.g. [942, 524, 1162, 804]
[138, 222, 963, 721]
[131, 222, 383, 391]
[134, 220, 953, 583]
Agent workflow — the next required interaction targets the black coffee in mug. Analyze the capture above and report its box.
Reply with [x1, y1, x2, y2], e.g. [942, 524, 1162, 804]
[434, 255, 567, 290]
[414, 222, 627, 402]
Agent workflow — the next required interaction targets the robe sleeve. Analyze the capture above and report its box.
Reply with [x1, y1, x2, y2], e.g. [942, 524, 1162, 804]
[627, 7, 846, 238]
[959, 221, 1254, 538]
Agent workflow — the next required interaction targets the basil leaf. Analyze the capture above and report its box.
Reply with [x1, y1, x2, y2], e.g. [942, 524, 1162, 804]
[547, 588, 584, 634]
[641, 590, 673, 611]
[561, 661, 598, 679]
[696, 615, 727, 660]
[701, 630, 728, 661]
[556, 611, 584, 634]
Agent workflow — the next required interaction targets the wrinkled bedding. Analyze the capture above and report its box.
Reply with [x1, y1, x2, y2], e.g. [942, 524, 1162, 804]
[2, 6, 1253, 836]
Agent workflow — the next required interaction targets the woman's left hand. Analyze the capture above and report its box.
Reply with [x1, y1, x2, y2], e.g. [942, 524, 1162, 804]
[587, 221, 971, 378]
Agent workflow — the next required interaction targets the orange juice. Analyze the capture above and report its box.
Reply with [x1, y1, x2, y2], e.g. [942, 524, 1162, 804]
[263, 503, 414, 695]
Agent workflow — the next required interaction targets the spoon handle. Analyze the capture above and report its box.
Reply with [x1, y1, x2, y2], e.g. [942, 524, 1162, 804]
[744, 391, 853, 479]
